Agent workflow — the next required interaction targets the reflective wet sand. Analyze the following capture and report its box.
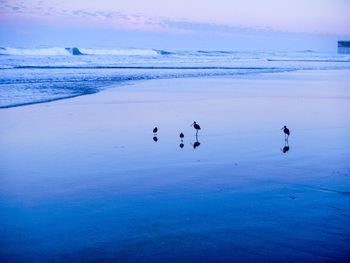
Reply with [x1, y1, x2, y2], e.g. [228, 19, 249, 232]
[1, 70, 350, 262]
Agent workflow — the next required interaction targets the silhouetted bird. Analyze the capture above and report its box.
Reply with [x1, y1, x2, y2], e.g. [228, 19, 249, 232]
[282, 125, 290, 140]
[153, 136, 158, 142]
[153, 127, 158, 134]
[191, 121, 201, 135]
[179, 133, 184, 148]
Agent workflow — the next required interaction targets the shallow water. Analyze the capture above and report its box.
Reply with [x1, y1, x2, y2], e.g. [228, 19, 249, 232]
[0, 71, 350, 262]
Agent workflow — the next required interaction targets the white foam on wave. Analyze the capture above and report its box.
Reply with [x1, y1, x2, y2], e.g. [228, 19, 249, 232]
[79, 48, 159, 56]
[0, 47, 71, 56]
[1, 48, 350, 108]
[0, 47, 160, 56]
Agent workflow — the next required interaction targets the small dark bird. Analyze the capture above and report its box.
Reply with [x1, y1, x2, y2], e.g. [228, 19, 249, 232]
[191, 121, 201, 135]
[153, 127, 158, 134]
[153, 136, 158, 142]
[179, 133, 184, 148]
[282, 125, 290, 140]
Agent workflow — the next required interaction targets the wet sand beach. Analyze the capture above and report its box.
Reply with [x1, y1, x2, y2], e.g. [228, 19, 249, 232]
[1, 70, 350, 262]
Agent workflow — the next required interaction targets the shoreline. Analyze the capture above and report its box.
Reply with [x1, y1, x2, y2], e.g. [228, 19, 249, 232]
[2, 67, 350, 110]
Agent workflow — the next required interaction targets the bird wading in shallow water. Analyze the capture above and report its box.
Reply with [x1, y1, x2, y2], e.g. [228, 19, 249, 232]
[282, 125, 290, 141]
[179, 133, 185, 148]
[152, 127, 158, 142]
[191, 121, 201, 135]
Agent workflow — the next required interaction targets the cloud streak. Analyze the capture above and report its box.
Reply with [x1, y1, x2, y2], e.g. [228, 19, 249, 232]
[1, 0, 349, 52]
[0, 1, 189, 33]
[1, 0, 350, 35]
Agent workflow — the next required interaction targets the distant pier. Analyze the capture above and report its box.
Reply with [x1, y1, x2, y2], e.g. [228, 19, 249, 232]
[338, 41, 350, 54]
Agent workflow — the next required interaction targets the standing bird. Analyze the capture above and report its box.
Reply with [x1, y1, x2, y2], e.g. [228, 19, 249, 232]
[153, 127, 158, 135]
[179, 133, 185, 149]
[282, 125, 290, 140]
[191, 121, 201, 135]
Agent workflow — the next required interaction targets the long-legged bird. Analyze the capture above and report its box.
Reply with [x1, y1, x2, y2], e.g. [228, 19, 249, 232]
[191, 121, 201, 135]
[282, 125, 290, 140]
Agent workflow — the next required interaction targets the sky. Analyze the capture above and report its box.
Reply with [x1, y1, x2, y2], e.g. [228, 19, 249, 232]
[1, 0, 350, 51]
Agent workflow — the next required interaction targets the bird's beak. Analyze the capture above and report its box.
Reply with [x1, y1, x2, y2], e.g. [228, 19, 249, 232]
[190, 123, 193, 126]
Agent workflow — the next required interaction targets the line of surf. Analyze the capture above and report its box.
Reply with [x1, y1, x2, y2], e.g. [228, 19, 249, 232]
[0, 93, 95, 109]
[9, 66, 280, 70]
[0, 47, 163, 56]
[267, 59, 350, 63]
[0, 67, 295, 109]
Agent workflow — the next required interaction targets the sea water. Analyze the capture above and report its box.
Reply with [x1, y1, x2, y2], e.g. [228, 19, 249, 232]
[1, 47, 350, 108]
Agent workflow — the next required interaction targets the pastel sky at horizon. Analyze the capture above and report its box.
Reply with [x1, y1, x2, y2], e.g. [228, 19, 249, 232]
[1, 0, 350, 51]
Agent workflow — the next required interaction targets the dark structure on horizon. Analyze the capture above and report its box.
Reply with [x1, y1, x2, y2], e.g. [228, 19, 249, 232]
[337, 41, 350, 54]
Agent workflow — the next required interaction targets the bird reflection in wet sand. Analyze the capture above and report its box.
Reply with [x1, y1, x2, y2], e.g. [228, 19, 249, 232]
[179, 133, 184, 148]
[153, 136, 158, 142]
[192, 134, 201, 149]
[281, 140, 290, 153]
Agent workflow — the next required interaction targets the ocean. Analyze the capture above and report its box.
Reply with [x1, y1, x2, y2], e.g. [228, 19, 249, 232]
[1, 47, 350, 108]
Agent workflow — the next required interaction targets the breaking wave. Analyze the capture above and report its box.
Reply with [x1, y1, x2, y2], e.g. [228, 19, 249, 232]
[0, 47, 162, 56]
[1, 47, 350, 108]
[0, 47, 71, 56]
